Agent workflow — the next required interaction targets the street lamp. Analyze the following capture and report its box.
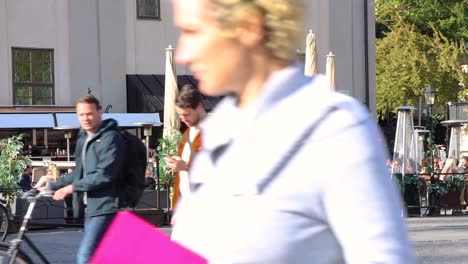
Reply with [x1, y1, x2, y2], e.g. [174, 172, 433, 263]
[423, 85, 436, 153]
[424, 85, 436, 106]
[424, 85, 438, 215]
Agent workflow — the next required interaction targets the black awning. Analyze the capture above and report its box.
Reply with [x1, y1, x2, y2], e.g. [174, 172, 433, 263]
[126, 75, 222, 113]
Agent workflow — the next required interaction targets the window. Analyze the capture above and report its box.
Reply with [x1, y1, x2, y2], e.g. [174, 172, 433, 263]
[12, 48, 54, 105]
[137, 0, 160, 19]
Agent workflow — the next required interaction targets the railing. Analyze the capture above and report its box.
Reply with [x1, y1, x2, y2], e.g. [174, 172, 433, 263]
[394, 172, 467, 216]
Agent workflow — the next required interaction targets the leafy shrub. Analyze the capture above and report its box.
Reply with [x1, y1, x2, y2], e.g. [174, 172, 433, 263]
[156, 130, 182, 190]
[0, 135, 31, 203]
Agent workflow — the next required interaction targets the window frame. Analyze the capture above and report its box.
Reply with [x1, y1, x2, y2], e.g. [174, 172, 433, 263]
[136, 0, 161, 20]
[12, 47, 55, 105]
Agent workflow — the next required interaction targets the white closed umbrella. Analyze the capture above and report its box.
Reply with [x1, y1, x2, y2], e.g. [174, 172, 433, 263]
[163, 45, 180, 137]
[304, 30, 317, 77]
[326, 51, 336, 91]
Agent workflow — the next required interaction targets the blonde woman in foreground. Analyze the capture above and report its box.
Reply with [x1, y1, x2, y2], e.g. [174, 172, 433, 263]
[170, 0, 415, 263]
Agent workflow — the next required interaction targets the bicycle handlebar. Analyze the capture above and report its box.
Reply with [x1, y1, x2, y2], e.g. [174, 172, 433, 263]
[21, 188, 54, 201]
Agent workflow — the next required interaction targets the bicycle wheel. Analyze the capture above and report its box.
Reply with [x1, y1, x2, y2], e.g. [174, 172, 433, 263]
[0, 204, 9, 242]
[0, 242, 33, 264]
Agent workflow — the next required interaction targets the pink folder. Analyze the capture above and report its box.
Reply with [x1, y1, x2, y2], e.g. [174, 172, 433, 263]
[90, 211, 207, 264]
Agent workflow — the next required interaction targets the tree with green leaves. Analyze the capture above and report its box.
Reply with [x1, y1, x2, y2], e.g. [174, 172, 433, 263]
[376, 16, 468, 119]
[376, 0, 468, 43]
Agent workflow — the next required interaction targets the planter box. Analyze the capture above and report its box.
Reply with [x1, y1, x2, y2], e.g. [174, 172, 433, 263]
[403, 184, 421, 217]
[1, 197, 66, 234]
[439, 190, 461, 209]
[13, 197, 66, 225]
[132, 190, 170, 226]
[135, 190, 169, 210]
[132, 208, 167, 227]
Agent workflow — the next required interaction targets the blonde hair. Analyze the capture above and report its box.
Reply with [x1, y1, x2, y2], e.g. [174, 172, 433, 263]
[208, 0, 303, 61]
[442, 157, 457, 172]
[441, 157, 458, 181]
[47, 163, 59, 181]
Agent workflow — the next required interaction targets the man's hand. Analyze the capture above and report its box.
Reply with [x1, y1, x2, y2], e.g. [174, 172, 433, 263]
[164, 156, 189, 172]
[53, 185, 74, 200]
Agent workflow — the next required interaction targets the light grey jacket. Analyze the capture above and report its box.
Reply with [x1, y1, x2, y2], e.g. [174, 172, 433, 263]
[172, 63, 414, 264]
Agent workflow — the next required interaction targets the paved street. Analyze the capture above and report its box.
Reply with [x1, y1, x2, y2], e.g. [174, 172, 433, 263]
[408, 215, 468, 263]
[4, 216, 468, 263]
[7, 226, 172, 263]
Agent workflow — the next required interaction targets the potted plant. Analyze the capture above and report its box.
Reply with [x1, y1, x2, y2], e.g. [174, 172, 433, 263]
[437, 175, 465, 212]
[156, 130, 182, 207]
[398, 174, 424, 216]
[0, 135, 31, 204]
[0, 134, 31, 232]
[427, 182, 448, 196]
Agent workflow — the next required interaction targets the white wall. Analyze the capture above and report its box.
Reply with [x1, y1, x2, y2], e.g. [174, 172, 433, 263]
[125, 0, 181, 75]
[68, 0, 101, 104]
[0, 0, 71, 105]
[54, 0, 71, 105]
[68, 0, 127, 112]
[131, 0, 376, 111]
[97, 0, 127, 112]
[301, 0, 376, 112]
[0, 0, 376, 113]
[0, 0, 9, 104]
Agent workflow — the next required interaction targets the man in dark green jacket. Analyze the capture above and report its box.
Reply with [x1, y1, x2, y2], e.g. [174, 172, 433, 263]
[49, 95, 124, 264]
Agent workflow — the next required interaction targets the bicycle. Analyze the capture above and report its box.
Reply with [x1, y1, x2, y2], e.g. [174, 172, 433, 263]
[0, 199, 10, 242]
[0, 189, 53, 263]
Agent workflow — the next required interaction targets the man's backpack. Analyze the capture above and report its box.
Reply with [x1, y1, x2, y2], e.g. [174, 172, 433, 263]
[95, 130, 147, 208]
[119, 130, 147, 207]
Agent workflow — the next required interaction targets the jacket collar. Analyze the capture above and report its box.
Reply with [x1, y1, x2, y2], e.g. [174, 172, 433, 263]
[78, 118, 119, 140]
[200, 62, 319, 151]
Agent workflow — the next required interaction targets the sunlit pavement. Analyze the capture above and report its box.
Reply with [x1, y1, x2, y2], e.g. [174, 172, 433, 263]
[4, 216, 468, 263]
[408, 214, 468, 263]
[5, 226, 172, 263]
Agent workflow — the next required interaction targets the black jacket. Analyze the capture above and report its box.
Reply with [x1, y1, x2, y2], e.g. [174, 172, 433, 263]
[50, 119, 125, 218]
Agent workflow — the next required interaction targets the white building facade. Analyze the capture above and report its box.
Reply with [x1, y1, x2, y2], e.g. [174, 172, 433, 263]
[0, 0, 376, 113]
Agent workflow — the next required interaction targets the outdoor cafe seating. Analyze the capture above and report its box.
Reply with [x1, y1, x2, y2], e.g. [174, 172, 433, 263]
[397, 171, 468, 217]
